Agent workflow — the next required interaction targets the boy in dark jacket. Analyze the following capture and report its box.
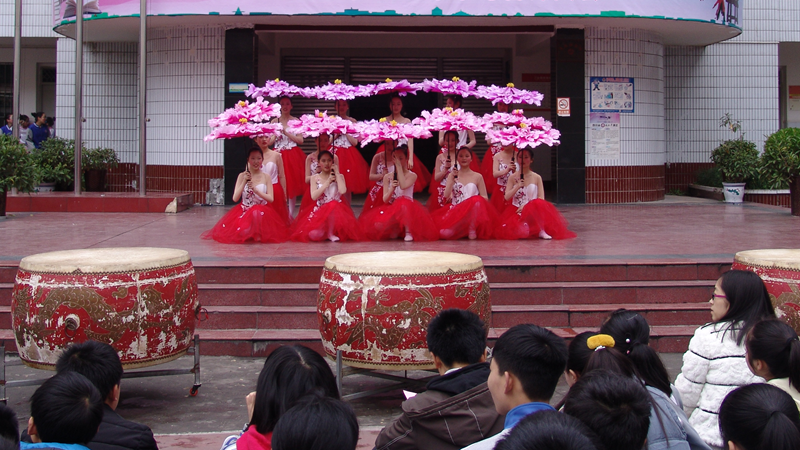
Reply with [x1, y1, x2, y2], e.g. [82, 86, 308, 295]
[374, 309, 504, 450]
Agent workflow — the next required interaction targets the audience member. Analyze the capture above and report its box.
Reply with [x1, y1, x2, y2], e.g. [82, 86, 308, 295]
[1, 114, 12, 136]
[222, 345, 339, 450]
[745, 318, 800, 409]
[45, 117, 55, 137]
[25, 112, 49, 149]
[674, 270, 775, 448]
[493, 410, 601, 450]
[719, 383, 800, 450]
[18, 115, 29, 146]
[375, 309, 503, 450]
[271, 394, 358, 450]
[22, 371, 104, 450]
[462, 324, 568, 450]
[0, 403, 19, 446]
[563, 370, 651, 450]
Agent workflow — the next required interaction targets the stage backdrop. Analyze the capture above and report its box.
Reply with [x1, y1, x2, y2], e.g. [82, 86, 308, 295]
[54, 0, 742, 27]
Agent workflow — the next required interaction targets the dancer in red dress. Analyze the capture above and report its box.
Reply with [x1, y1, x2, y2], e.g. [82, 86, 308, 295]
[496, 148, 576, 240]
[481, 102, 509, 185]
[290, 151, 363, 242]
[254, 135, 290, 226]
[437, 95, 477, 152]
[300, 134, 341, 212]
[364, 139, 396, 211]
[333, 99, 370, 194]
[374, 95, 431, 192]
[359, 146, 438, 242]
[202, 148, 290, 243]
[427, 130, 458, 214]
[266, 96, 305, 217]
[490, 143, 518, 212]
[432, 148, 498, 240]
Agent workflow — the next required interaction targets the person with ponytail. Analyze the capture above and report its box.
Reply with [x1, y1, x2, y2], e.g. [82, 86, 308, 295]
[674, 270, 776, 448]
[718, 383, 800, 450]
[746, 319, 800, 410]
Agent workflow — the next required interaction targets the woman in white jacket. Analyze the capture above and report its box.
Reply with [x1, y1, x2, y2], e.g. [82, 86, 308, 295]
[674, 270, 775, 449]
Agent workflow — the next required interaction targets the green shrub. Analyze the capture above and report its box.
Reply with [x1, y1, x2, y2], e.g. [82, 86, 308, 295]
[761, 127, 800, 188]
[695, 167, 723, 188]
[0, 134, 38, 193]
[82, 147, 119, 171]
[710, 139, 759, 183]
[32, 137, 76, 185]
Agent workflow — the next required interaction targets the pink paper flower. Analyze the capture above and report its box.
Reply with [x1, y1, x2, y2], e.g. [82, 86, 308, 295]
[204, 122, 284, 141]
[475, 83, 544, 106]
[483, 110, 534, 127]
[354, 119, 432, 146]
[371, 78, 422, 96]
[286, 111, 358, 138]
[421, 77, 478, 97]
[485, 123, 561, 149]
[309, 80, 363, 101]
[205, 98, 283, 140]
[246, 79, 310, 99]
[413, 107, 491, 133]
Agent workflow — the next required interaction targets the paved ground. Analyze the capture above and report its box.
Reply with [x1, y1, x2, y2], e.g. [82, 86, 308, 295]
[3, 351, 684, 450]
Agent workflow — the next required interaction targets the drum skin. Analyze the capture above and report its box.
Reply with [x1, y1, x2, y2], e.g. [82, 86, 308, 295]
[732, 249, 800, 334]
[318, 251, 491, 370]
[12, 248, 199, 370]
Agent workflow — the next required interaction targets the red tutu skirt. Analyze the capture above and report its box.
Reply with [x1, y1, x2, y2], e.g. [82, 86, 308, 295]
[376, 143, 431, 193]
[277, 146, 307, 198]
[201, 204, 290, 244]
[290, 201, 364, 242]
[426, 183, 450, 215]
[495, 200, 577, 240]
[299, 185, 351, 212]
[359, 197, 439, 242]
[271, 182, 291, 226]
[334, 146, 370, 194]
[490, 183, 508, 212]
[432, 196, 499, 240]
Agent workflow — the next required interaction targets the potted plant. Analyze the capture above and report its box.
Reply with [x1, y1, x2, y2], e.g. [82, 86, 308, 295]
[32, 137, 76, 191]
[761, 127, 800, 216]
[710, 114, 759, 203]
[82, 147, 119, 192]
[0, 134, 38, 217]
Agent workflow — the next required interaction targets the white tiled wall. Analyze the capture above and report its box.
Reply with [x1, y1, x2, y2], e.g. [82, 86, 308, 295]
[0, 0, 59, 38]
[585, 28, 665, 167]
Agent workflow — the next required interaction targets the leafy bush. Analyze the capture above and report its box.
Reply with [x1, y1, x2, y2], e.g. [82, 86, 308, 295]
[0, 134, 38, 193]
[710, 139, 759, 183]
[761, 127, 800, 188]
[82, 147, 119, 171]
[695, 167, 723, 188]
[32, 138, 76, 185]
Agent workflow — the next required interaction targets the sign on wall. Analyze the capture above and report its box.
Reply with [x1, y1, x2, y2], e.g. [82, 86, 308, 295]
[589, 112, 621, 160]
[590, 77, 635, 114]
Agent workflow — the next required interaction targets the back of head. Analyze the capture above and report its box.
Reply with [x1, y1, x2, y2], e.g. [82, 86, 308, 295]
[563, 370, 651, 450]
[30, 371, 104, 444]
[56, 340, 123, 401]
[718, 270, 776, 345]
[250, 345, 339, 434]
[493, 324, 568, 402]
[0, 404, 19, 444]
[599, 309, 672, 396]
[271, 393, 358, 450]
[719, 383, 800, 450]
[427, 308, 487, 367]
[494, 410, 600, 450]
[747, 319, 800, 389]
[566, 332, 594, 375]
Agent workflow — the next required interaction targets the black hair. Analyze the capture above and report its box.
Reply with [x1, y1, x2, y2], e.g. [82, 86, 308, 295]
[30, 371, 104, 444]
[388, 93, 402, 104]
[566, 332, 593, 375]
[719, 383, 800, 450]
[3, 113, 11, 122]
[517, 148, 534, 162]
[271, 393, 358, 450]
[456, 147, 472, 160]
[45, 117, 55, 127]
[717, 270, 776, 345]
[0, 404, 19, 444]
[426, 308, 487, 367]
[279, 95, 292, 103]
[563, 370, 651, 450]
[247, 146, 263, 160]
[0, 438, 17, 450]
[318, 150, 334, 162]
[494, 410, 601, 450]
[56, 340, 123, 401]
[599, 309, 673, 396]
[447, 94, 464, 107]
[492, 324, 568, 402]
[31, 112, 45, 120]
[392, 145, 409, 158]
[747, 319, 800, 389]
[18, 115, 29, 122]
[443, 130, 458, 144]
[250, 345, 339, 435]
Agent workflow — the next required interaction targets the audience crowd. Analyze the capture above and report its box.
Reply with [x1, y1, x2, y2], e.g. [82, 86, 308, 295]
[2, 269, 800, 450]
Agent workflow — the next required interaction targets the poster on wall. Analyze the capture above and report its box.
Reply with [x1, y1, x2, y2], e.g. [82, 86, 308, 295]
[789, 86, 800, 128]
[589, 112, 621, 160]
[590, 77, 634, 113]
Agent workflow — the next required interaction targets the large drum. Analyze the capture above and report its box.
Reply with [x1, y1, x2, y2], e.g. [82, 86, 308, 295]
[318, 251, 491, 370]
[12, 248, 199, 369]
[733, 249, 800, 333]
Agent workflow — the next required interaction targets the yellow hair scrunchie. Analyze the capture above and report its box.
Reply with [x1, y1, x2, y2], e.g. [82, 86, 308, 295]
[587, 334, 615, 351]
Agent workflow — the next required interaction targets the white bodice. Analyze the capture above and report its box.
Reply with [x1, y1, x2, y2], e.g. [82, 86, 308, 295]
[274, 132, 297, 150]
[437, 154, 455, 187]
[242, 183, 268, 209]
[512, 182, 538, 208]
[375, 157, 394, 186]
[332, 133, 352, 147]
[315, 177, 341, 206]
[497, 161, 511, 187]
[393, 183, 413, 201]
[261, 161, 279, 184]
[456, 130, 468, 147]
[452, 181, 479, 206]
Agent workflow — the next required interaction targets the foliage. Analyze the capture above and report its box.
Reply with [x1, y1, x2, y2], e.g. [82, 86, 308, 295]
[32, 137, 77, 185]
[710, 139, 759, 183]
[761, 127, 800, 188]
[0, 134, 38, 193]
[82, 147, 119, 171]
[695, 167, 723, 188]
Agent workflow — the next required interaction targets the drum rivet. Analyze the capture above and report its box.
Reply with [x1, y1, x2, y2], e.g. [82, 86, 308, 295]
[65, 314, 80, 337]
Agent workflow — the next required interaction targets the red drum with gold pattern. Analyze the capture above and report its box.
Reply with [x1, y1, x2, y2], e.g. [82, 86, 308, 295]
[318, 251, 491, 370]
[12, 248, 199, 369]
[733, 249, 800, 333]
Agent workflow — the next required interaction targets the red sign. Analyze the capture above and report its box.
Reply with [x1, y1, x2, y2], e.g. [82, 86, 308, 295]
[521, 73, 551, 83]
[557, 98, 570, 117]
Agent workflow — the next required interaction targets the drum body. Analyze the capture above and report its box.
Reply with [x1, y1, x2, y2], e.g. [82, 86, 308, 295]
[733, 249, 800, 333]
[318, 251, 491, 370]
[12, 248, 199, 369]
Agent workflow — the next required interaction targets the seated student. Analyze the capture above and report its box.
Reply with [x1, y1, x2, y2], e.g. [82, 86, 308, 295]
[23, 371, 104, 450]
[719, 383, 800, 450]
[745, 319, 800, 410]
[375, 309, 504, 450]
[463, 324, 568, 450]
[271, 394, 358, 450]
[494, 410, 602, 450]
[563, 370, 651, 450]
[0, 403, 19, 449]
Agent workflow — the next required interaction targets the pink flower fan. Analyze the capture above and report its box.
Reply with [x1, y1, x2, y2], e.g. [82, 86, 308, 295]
[246, 79, 310, 99]
[205, 97, 283, 141]
[371, 78, 422, 96]
[355, 119, 432, 146]
[485, 123, 561, 149]
[475, 83, 544, 106]
[309, 80, 363, 101]
[421, 77, 478, 97]
[483, 109, 534, 127]
[204, 122, 283, 141]
[414, 107, 491, 133]
[286, 111, 358, 138]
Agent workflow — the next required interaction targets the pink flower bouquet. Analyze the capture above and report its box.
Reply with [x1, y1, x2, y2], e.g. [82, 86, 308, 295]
[475, 83, 544, 106]
[421, 77, 478, 97]
[354, 118, 432, 146]
[205, 98, 283, 141]
[246, 79, 311, 99]
[413, 107, 491, 133]
[286, 111, 358, 138]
